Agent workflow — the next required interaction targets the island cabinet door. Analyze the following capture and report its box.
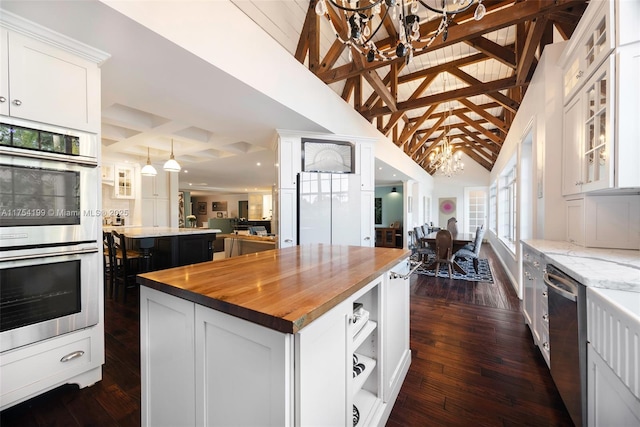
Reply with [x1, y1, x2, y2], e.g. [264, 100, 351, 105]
[295, 298, 350, 426]
[382, 259, 411, 402]
[140, 287, 196, 427]
[194, 305, 293, 427]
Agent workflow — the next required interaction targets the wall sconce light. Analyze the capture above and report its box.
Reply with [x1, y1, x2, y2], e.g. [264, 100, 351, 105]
[391, 187, 397, 193]
[163, 139, 181, 172]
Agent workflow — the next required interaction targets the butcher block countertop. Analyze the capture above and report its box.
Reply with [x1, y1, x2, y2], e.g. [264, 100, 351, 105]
[137, 244, 410, 334]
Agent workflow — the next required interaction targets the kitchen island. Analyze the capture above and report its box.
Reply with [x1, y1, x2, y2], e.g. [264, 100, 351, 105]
[136, 244, 412, 426]
[104, 226, 222, 271]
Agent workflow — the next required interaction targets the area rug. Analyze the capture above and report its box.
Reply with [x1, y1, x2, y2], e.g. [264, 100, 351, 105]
[413, 256, 494, 283]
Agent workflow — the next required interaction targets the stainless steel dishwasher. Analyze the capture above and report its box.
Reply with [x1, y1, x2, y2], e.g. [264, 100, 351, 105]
[544, 264, 587, 427]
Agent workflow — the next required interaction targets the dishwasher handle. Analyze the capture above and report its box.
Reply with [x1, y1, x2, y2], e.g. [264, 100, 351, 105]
[544, 272, 578, 302]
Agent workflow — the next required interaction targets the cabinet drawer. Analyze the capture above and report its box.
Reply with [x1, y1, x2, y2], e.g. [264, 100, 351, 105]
[1, 335, 93, 396]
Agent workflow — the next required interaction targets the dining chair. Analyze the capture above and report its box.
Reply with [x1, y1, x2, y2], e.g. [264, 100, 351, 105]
[111, 230, 142, 302]
[454, 225, 485, 274]
[433, 229, 455, 278]
[413, 226, 434, 262]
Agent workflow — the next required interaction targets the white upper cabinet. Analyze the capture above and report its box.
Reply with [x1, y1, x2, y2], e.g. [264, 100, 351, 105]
[561, 0, 640, 196]
[562, 0, 614, 103]
[0, 26, 104, 133]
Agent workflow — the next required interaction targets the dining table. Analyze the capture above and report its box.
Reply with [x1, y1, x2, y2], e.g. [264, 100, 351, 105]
[422, 231, 475, 275]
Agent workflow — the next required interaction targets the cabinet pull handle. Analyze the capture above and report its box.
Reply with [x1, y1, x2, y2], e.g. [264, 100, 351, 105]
[0, 96, 6, 103]
[12, 99, 22, 106]
[576, 70, 583, 78]
[284, 239, 292, 243]
[364, 236, 370, 241]
[60, 350, 85, 363]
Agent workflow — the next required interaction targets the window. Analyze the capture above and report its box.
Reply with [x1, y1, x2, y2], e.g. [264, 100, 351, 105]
[489, 183, 497, 232]
[499, 165, 517, 250]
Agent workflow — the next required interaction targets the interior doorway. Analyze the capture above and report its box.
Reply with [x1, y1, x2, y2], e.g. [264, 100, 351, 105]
[239, 201, 248, 219]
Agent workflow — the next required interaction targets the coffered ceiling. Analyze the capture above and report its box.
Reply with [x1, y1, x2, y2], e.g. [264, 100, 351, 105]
[235, 0, 588, 174]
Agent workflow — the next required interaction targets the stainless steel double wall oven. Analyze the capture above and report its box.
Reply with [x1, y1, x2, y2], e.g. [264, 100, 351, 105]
[0, 118, 100, 352]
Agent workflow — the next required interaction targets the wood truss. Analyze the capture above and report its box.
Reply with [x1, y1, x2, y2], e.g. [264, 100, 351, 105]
[295, 0, 587, 174]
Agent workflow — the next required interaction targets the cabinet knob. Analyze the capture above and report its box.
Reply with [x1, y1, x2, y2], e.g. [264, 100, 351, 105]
[542, 314, 549, 321]
[576, 70, 583, 78]
[542, 291, 547, 297]
[364, 236, 370, 241]
[0, 96, 6, 103]
[12, 99, 22, 106]
[542, 342, 550, 350]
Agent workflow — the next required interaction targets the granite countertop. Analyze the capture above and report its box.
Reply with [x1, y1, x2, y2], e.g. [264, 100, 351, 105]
[522, 239, 640, 293]
[137, 244, 410, 334]
[103, 226, 222, 238]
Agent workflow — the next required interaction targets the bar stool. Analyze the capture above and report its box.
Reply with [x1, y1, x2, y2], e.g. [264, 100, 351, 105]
[103, 231, 116, 297]
[111, 230, 143, 302]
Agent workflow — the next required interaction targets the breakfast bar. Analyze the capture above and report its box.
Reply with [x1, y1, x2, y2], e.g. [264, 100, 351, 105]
[136, 244, 412, 426]
[104, 226, 222, 271]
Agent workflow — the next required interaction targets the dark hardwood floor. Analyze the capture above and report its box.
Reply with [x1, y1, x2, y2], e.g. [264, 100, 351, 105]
[1, 244, 572, 426]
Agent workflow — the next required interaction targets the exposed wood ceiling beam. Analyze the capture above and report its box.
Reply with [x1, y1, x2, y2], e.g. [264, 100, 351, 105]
[516, 16, 549, 85]
[455, 112, 504, 145]
[457, 98, 508, 135]
[316, 0, 583, 84]
[447, 68, 520, 113]
[365, 76, 518, 119]
[352, 49, 398, 112]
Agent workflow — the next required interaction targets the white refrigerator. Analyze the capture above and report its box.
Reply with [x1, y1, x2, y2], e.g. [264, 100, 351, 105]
[297, 172, 361, 246]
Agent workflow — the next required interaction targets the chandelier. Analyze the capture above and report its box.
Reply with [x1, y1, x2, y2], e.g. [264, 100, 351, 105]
[428, 107, 464, 177]
[315, 0, 486, 63]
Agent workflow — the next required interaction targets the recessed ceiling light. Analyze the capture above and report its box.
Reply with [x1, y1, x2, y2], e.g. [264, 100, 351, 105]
[256, 162, 261, 166]
[393, 174, 397, 177]
[378, 167, 382, 170]
[184, 170, 188, 173]
[189, 183, 192, 186]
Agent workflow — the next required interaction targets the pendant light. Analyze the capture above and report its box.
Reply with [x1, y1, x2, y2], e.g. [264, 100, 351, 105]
[163, 139, 181, 172]
[141, 146, 157, 176]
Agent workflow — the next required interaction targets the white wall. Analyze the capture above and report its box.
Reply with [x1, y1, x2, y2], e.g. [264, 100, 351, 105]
[488, 42, 567, 297]
[430, 152, 490, 233]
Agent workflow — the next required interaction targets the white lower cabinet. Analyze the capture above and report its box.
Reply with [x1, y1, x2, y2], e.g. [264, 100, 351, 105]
[521, 243, 550, 367]
[587, 287, 640, 427]
[196, 304, 292, 426]
[588, 344, 640, 427]
[0, 324, 104, 410]
[140, 258, 410, 427]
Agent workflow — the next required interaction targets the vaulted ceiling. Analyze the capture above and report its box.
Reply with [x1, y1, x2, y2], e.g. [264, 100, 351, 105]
[238, 0, 588, 174]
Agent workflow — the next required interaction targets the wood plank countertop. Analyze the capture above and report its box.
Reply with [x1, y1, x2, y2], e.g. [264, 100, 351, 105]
[137, 244, 410, 334]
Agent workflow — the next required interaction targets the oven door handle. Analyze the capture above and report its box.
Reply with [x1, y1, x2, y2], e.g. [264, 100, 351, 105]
[544, 273, 577, 302]
[0, 146, 97, 167]
[1, 247, 99, 262]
